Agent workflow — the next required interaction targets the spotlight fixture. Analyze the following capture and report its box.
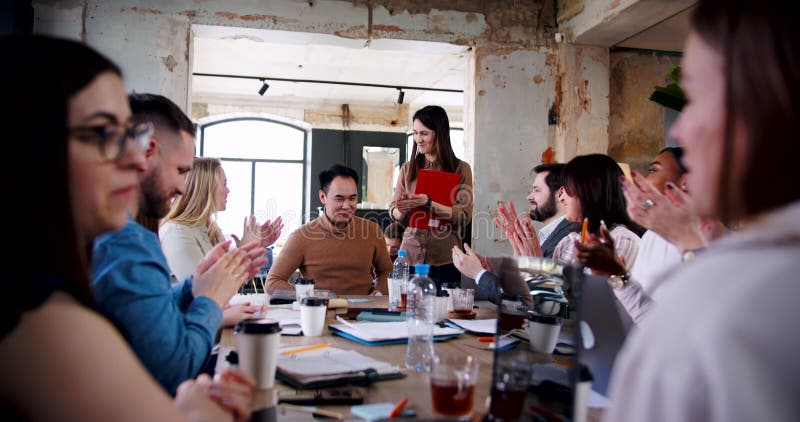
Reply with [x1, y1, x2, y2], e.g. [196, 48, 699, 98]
[397, 88, 405, 104]
[258, 79, 270, 96]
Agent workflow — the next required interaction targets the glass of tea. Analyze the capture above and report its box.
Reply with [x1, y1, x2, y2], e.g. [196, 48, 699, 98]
[430, 354, 480, 419]
[450, 288, 475, 317]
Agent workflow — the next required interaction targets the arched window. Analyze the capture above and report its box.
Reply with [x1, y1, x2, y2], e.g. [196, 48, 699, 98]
[198, 114, 310, 253]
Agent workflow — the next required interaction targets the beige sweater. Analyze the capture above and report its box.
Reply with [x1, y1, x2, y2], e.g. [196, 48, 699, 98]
[266, 215, 392, 295]
[388, 160, 473, 265]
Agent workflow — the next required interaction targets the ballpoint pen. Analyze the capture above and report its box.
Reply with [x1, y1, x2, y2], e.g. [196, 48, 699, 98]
[280, 403, 344, 420]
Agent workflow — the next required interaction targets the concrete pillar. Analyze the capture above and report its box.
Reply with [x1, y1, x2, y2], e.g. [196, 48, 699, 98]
[34, 1, 192, 111]
[554, 43, 610, 163]
[470, 49, 556, 256]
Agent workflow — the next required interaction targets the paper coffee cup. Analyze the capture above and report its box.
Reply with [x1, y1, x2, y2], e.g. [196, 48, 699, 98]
[299, 297, 327, 337]
[526, 314, 562, 353]
[235, 319, 281, 388]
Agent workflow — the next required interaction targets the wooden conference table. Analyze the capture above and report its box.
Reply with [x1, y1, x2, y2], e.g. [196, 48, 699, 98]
[219, 295, 590, 420]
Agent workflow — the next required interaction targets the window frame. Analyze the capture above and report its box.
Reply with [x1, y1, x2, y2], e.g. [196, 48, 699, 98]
[197, 114, 311, 225]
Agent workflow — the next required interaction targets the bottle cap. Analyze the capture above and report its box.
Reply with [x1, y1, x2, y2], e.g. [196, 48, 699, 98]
[295, 278, 315, 285]
[398, 250, 407, 257]
[414, 263, 430, 276]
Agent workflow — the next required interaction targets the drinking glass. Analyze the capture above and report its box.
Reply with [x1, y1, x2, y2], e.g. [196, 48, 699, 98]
[430, 354, 480, 419]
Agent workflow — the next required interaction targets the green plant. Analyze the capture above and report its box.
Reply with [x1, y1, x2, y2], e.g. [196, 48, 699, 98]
[649, 66, 685, 111]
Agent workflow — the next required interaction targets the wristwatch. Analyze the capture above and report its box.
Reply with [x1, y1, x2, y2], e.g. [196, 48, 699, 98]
[608, 272, 631, 290]
[425, 197, 432, 208]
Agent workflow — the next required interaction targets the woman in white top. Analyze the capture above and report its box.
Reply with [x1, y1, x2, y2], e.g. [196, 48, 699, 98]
[160, 157, 282, 327]
[604, 2, 800, 421]
[550, 154, 642, 270]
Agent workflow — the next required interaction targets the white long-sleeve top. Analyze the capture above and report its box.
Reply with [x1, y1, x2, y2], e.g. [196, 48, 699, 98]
[159, 222, 214, 282]
[604, 201, 800, 422]
[552, 224, 640, 270]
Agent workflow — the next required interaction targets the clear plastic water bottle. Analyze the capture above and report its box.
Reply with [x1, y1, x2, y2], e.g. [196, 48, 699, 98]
[405, 263, 436, 372]
[389, 250, 410, 309]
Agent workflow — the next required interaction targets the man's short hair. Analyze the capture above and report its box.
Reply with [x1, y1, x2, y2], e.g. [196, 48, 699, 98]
[319, 164, 359, 193]
[129, 93, 195, 137]
[532, 163, 567, 194]
[384, 222, 405, 240]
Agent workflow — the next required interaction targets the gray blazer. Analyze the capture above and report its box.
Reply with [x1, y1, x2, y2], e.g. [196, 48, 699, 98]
[541, 219, 581, 258]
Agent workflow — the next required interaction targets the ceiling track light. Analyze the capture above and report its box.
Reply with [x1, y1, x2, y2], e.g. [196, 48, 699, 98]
[397, 88, 405, 104]
[258, 79, 270, 96]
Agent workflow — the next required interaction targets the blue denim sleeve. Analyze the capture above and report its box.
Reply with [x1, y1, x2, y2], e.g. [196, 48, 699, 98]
[91, 222, 222, 396]
[172, 276, 195, 312]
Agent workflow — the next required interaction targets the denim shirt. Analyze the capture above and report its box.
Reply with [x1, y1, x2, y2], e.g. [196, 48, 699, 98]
[91, 218, 222, 395]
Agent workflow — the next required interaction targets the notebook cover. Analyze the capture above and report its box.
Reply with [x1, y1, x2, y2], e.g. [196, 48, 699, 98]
[327, 325, 463, 346]
[407, 169, 461, 230]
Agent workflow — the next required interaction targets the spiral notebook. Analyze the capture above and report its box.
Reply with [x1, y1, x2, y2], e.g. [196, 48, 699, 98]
[276, 346, 405, 389]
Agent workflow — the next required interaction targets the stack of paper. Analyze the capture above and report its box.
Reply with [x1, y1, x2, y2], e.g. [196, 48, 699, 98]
[264, 307, 302, 335]
[328, 320, 463, 346]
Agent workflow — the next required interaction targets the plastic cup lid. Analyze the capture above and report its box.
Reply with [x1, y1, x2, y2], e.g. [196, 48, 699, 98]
[300, 297, 327, 306]
[235, 319, 282, 334]
[526, 312, 562, 325]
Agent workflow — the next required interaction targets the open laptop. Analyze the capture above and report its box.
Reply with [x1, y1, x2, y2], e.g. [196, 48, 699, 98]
[486, 257, 632, 420]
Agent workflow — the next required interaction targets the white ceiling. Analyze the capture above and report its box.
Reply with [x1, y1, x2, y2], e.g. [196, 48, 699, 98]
[191, 25, 468, 110]
[616, 6, 695, 52]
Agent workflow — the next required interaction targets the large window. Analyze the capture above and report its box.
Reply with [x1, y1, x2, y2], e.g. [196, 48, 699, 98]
[198, 115, 309, 255]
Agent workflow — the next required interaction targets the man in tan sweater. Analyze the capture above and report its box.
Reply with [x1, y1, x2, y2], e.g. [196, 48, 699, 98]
[267, 164, 393, 295]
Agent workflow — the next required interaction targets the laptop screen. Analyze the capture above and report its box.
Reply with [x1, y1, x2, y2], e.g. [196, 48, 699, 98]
[486, 257, 631, 421]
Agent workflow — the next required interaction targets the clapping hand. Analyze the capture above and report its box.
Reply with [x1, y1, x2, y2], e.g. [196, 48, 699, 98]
[574, 221, 627, 276]
[395, 193, 429, 211]
[621, 172, 706, 252]
[452, 243, 485, 279]
[232, 216, 283, 249]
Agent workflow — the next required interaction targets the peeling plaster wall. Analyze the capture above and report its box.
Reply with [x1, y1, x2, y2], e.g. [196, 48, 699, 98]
[471, 50, 556, 256]
[554, 43, 610, 163]
[608, 50, 680, 172]
[558, 0, 638, 42]
[33, 0, 564, 252]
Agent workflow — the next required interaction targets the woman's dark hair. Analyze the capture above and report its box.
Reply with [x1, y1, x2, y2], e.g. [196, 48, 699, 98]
[563, 154, 644, 236]
[0, 34, 122, 307]
[658, 147, 687, 176]
[692, 1, 800, 222]
[408, 105, 459, 181]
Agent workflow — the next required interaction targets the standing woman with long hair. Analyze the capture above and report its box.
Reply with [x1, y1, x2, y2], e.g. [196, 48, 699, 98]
[605, 1, 800, 421]
[389, 106, 473, 288]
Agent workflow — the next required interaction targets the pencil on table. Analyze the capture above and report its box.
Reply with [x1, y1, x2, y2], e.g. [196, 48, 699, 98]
[281, 343, 330, 356]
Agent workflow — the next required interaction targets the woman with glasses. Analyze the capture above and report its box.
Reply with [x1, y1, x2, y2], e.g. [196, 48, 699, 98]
[0, 34, 251, 421]
[389, 105, 473, 289]
[160, 157, 282, 325]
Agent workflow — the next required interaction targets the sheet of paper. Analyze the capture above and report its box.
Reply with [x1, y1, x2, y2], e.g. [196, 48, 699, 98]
[448, 318, 497, 334]
[588, 389, 612, 408]
[277, 347, 398, 376]
[328, 321, 462, 342]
